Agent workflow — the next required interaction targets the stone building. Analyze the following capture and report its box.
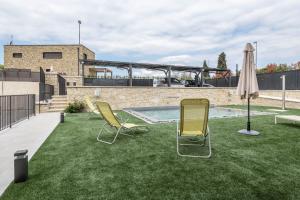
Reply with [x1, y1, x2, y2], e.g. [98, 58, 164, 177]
[4, 44, 95, 86]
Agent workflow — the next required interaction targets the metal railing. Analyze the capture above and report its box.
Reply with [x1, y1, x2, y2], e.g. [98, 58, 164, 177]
[84, 77, 153, 86]
[58, 75, 66, 95]
[0, 68, 40, 82]
[205, 70, 300, 90]
[0, 94, 36, 131]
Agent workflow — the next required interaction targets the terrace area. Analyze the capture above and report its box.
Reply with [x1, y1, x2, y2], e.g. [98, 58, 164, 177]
[0, 105, 299, 199]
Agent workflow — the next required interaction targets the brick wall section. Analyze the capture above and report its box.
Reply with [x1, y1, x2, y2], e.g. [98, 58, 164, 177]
[4, 44, 95, 76]
[66, 87, 300, 110]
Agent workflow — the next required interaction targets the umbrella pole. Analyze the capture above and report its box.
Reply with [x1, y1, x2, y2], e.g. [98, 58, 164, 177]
[247, 97, 251, 131]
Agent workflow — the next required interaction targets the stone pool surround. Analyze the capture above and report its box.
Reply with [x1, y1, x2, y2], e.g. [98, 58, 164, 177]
[66, 86, 300, 110]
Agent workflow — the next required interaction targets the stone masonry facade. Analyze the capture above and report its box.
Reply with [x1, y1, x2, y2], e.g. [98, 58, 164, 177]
[67, 87, 241, 110]
[4, 44, 95, 85]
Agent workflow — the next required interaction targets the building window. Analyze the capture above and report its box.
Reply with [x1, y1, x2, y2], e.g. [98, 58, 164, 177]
[43, 52, 62, 59]
[13, 53, 22, 58]
[73, 82, 76, 86]
[66, 82, 70, 86]
[45, 69, 51, 72]
[83, 53, 87, 60]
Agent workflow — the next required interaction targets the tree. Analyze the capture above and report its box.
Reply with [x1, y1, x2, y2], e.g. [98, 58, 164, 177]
[256, 63, 292, 74]
[0, 64, 4, 70]
[217, 52, 227, 69]
[202, 60, 210, 78]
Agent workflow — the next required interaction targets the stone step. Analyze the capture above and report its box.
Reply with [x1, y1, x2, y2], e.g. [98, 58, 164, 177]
[52, 96, 67, 98]
[51, 97, 68, 100]
[51, 100, 69, 104]
[49, 105, 67, 109]
[51, 98, 67, 101]
[51, 101, 68, 104]
[47, 108, 65, 112]
[52, 95, 67, 98]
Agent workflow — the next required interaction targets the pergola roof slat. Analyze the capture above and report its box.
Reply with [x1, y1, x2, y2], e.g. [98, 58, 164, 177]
[80, 59, 230, 73]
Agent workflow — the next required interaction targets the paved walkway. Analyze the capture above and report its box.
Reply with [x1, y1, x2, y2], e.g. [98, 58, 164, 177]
[0, 112, 60, 196]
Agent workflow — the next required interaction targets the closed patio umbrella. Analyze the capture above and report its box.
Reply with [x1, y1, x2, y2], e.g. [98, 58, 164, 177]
[237, 43, 259, 135]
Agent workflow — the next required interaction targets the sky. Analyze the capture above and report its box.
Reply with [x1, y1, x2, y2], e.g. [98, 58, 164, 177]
[0, 0, 300, 76]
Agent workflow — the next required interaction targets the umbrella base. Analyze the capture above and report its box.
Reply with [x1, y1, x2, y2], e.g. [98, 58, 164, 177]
[238, 129, 260, 135]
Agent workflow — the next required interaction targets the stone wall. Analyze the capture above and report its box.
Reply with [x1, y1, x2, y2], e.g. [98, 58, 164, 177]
[0, 81, 40, 100]
[252, 97, 300, 109]
[4, 44, 95, 76]
[66, 86, 241, 110]
[259, 90, 300, 99]
[66, 86, 300, 110]
[253, 90, 300, 109]
[63, 76, 83, 87]
[45, 73, 59, 95]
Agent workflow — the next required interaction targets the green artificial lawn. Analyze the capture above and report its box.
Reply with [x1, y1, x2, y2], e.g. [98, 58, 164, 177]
[1, 106, 300, 200]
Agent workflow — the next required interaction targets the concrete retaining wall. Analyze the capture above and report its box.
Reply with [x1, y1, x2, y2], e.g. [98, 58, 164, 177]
[0, 81, 40, 100]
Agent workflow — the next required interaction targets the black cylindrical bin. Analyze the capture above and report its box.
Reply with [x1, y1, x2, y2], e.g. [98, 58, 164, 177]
[60, 112, 64, 123]
[14, 150, 28, 183]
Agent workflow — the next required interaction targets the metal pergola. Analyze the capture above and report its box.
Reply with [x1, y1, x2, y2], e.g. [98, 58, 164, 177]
[80, 59, 231, 87]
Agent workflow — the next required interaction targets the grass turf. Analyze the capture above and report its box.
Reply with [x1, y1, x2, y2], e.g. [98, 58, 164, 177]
[1, 106, 300, 200]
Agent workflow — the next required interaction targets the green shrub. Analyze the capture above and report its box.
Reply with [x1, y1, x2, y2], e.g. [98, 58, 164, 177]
[65, 100, 85, 113]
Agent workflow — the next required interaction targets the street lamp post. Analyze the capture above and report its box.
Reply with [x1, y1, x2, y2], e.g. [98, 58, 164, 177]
[78, 20, 81, 44]
[253, 41, 257, 69]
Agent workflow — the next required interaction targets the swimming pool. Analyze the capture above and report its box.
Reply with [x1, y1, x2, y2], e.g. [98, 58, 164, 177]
[124, 106, 274, 123]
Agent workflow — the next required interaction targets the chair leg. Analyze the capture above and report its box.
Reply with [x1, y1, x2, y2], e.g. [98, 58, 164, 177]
[177, 131, 212, 158]
[97, 123, 122, 144]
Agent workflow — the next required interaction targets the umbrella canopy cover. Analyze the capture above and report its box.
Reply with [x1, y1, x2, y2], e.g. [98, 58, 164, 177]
[237, 43, 259, 99]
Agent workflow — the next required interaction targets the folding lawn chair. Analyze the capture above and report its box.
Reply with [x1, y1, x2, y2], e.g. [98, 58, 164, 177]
[96, 101, 148, 144]
[177, 98, 212, 158]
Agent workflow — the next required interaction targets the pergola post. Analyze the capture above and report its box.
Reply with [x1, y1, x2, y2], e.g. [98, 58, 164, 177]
[167, 66, 171, 87]
[104, 68, 107, 79]
[201, 69, 204, 87]
[194, 72, 200, 87]
[128, 64, 133, 87]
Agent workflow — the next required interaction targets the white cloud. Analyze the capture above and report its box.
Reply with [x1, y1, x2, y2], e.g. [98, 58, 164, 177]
[0, 0, 300, 75]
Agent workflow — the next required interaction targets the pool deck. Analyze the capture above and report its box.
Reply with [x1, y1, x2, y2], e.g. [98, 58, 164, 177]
[0, 112, 60, 196]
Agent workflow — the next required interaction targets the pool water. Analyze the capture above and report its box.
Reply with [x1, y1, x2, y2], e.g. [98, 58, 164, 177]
[124, 106, 274, 123]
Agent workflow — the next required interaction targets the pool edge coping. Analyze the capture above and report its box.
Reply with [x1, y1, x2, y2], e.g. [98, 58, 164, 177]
[123, 106, 277, 124]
